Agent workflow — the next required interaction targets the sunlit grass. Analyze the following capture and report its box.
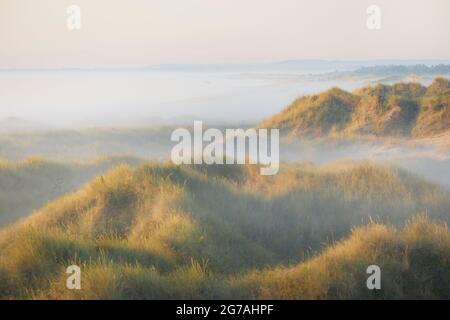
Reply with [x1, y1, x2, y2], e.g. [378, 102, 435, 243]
[1, 161, 450, 299]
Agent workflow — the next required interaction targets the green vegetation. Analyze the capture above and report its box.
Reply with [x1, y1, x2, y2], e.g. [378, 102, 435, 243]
[261, 78, 450, 138]
[0, 156, 143, 227]
[1, 161, 449, 299]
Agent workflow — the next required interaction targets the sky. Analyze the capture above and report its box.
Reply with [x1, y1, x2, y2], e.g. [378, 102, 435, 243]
[0, 0, 449, 68]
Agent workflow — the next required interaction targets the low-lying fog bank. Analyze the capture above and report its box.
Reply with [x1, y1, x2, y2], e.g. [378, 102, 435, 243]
[1, 127, 449, 188]
[281, 136, 450, 188]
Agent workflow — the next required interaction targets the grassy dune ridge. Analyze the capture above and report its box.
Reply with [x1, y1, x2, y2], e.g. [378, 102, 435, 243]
[261, 78, 450, 138]
[0, 155, 143, 227]
[0, 161, 449, 299]
[238, 216, 450, 299]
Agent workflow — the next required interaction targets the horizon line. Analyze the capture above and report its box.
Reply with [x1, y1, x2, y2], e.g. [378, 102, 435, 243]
[2, 59, 450, 72]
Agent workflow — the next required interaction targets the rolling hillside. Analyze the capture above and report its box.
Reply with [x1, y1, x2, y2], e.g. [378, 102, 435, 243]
[260, 78, 450, 139]
[0, 156, 143, 227]
[1, 161, 450, 299]
[238, 215, 450, 299]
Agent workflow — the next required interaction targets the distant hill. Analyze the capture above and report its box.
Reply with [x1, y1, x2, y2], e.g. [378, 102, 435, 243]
[353, 64, 450, 76]
[260, 78, 450, 138]
[4, 60, 450, 73]
[1, 161, 450, 299]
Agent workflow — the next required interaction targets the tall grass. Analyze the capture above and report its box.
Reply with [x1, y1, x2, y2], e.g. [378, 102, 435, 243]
[261, 78, 450, 138]
[0, 161, 449, 299]
[238, 216, 450, 299]
[0, 155, 143, 227]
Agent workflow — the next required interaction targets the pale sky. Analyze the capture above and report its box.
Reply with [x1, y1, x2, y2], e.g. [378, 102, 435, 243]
[0, 0, 449, 68]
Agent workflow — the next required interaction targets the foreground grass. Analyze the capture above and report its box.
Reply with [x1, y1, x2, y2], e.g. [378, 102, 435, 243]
[0, 155, 143, 227]
[0, 161, 449, 299]
[239, 216, 450, 299]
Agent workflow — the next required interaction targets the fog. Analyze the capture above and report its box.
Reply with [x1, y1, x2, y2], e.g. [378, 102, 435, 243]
[0, 66, 449, 189]
[280, 139, 450, 189]
[0, 69, 373, 129]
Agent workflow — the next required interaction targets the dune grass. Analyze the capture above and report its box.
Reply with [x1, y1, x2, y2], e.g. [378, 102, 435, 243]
[0, 155, 143, 227]
[237, 215, 450, 299]
[261, 78, 450, 139]
[0, 160, 449, 299]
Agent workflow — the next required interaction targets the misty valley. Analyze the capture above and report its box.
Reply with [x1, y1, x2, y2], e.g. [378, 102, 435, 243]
[0, 74, 450, 300]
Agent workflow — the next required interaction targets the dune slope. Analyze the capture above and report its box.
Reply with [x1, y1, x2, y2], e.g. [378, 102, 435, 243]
[0, 162, 450, 299]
